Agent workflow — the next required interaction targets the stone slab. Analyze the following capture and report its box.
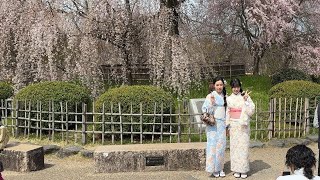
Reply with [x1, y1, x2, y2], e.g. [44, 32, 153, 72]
[0, 144, 44, 172]
[94, 143, 206, 173]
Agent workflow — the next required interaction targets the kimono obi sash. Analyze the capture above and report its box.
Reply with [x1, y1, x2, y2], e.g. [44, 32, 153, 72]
[230, 108, 242, 119]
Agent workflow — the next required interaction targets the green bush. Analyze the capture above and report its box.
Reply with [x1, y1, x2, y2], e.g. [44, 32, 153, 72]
[271, 68, 311, 85]
[269, 80, 320, 129]
[15, 81, 90, 104]
[14, 81, 91, 131]
[311, 75, 320, 84]
[0, 82, 14, 100]
[269, 80, 320, 101]
[95, 85, 175, 138]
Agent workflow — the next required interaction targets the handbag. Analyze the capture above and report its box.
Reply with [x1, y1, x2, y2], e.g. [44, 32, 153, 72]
[200, 112, 216, 126]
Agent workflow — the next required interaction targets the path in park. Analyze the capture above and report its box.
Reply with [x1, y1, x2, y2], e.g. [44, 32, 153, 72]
[3, 143, 319, 180]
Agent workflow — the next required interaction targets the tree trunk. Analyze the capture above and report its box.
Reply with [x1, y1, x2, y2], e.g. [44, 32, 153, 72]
[123, 48, 133, 85]
[253, 54, 261, 75]
[123, 0, 133, 85]
[251, 44, 267, 75]
[160, 0, 180, 36]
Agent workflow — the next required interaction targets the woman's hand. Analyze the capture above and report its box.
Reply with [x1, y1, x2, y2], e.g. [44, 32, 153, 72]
[209, 94, 215, 105]
[243, 90, 251, 101]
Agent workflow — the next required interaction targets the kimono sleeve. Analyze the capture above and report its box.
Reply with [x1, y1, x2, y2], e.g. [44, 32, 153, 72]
[202, 94, 214, 114]
[225, 98, 231, 126]
[243, 96, 255, 117]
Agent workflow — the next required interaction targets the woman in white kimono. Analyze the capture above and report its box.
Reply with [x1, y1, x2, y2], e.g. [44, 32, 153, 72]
[202, 77, 227, 178]
[226, 78, 255, 179]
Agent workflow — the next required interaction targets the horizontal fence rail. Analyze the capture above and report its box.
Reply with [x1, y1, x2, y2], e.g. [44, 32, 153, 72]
[0, 97, 318, 145]
[101, 62, 245, 83]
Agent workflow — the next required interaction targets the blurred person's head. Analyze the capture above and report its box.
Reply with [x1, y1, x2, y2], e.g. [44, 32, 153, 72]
[285, 145, 316, 179]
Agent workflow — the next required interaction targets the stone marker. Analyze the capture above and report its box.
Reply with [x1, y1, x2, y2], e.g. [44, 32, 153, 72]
[94, 142, 206, 173]
[0, 144, 44, 172]
[189, 98, 206, 130]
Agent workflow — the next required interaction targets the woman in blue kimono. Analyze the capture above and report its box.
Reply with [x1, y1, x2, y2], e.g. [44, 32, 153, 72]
[202, 77, 227, 177]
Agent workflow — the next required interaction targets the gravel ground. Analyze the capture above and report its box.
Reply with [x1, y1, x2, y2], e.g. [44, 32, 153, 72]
[3, 143, 319, 180]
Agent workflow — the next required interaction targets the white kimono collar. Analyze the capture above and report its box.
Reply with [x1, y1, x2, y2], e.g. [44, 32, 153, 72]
[293, 168, 304, 176]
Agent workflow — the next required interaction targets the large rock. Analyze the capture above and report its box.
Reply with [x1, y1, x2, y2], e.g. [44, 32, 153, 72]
[306, 135, 318, 142]
[80, 149, 94, 158]
[0, 144, 44, 172]
[285, 138, 311, 146]
[249, 140, 264, 148]
[266, 138, 311, 148]
[43, 145, 61, 154]
[94, 143, 206, 173]
[266, 139, 286, 147]
[56, 146, 83, 158]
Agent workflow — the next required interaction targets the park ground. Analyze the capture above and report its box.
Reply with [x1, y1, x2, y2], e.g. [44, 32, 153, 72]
[3, 143, 319, 180]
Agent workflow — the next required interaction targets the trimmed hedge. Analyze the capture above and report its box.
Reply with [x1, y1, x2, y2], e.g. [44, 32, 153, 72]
[271, 68, 311, 85]
[15, 81, 90, 104]
[0, 82, 14, 100]
[14, 81, 91, 131]
[269, 80, 320, 101]
[95, 85, 175, 137]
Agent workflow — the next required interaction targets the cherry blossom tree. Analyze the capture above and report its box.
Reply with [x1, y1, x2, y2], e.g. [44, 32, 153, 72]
[1, 0, 318, 97]
[207, 0, 320, 75]
[0, 0, 206, 95]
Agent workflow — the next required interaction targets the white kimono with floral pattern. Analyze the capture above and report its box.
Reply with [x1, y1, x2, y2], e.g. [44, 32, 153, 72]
[226, 93, 255, 173]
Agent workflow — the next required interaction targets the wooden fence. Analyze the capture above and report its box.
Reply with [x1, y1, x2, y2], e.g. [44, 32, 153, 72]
[101, 62, 245, 83]
[0, 97, 318, 145]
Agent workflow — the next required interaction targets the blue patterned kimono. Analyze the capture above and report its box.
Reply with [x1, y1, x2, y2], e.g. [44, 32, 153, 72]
[202, 91, 226, 173]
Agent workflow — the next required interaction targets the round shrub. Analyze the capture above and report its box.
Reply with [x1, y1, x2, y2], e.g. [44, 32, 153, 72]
[15, 81, 90, 104]
[269, 80, 320, 101]
[14, 81, 91, 132]
[0, 82, 14, 100]
[271, 68, 311, 85]
[95, 85, 175, 139]
[270, 80, 320, 128]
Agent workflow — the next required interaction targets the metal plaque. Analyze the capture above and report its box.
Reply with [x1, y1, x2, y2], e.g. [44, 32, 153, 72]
[145, 156, 164, 166]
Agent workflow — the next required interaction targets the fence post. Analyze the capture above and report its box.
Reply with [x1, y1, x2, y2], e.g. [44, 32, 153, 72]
[268, 99, 274, 140]
[152, 102, 156, 143]
[92, 102, 95, 144]
[130, 103, 133, 143]
[1, 99, 3, 123]
[169, 103, 173, 143]
[304, 98, 310, 135]
[111, 103, 114, 144]
[65, 102, 69, 144]
[40, 101, 42, 140]
[82, 103, 87, 145]
[4, 99, 8, 126]
[36, 101, 39, 138]
[178, 101, 181, 143]
[119, 102, 123, 145]
[102, 103, 105, 144]
[27, 101, 31, 139]
[15, 101, 19, 138]
[140, 103, 143, 144]
[52, 101, 55, 141]
[60, 102, 64, 142]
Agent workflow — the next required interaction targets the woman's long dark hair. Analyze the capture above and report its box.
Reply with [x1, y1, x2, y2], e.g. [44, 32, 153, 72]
[211, 76, 227, 107]
[230, 78, 243, 94]
[285, 145, 316, 179]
